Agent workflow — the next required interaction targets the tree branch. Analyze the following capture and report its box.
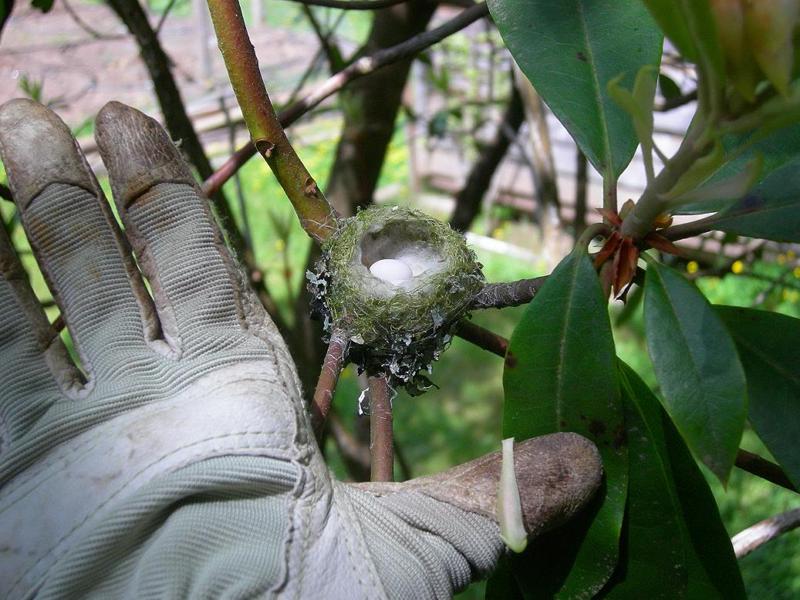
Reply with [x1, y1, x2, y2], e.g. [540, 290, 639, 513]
[63, 0, 122, 40]
[470, 276, 548, 310]
[454, 320, 509, 358]
[311, 329, 350, 439]
[277, 0, 410, 9]
[655, 88, 698, 112]
[301, 5, 344, 72]
[207, 0, 339, 243]
[735, 449, 798, 493]
[449, 82, 525, 232]
[202, 2, 490, 197]
[154, 0, 180, 37]
[329, 410, 371, 481]
[732, 508, 800, 559]
[369, 375, 394, 481]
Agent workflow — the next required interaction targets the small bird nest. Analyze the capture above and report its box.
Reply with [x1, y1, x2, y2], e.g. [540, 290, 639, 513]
[308, 205, 484, 394]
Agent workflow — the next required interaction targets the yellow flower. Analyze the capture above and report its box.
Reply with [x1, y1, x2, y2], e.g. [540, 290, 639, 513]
[687, 261, 699, 274]
[731, 260, 745, 274]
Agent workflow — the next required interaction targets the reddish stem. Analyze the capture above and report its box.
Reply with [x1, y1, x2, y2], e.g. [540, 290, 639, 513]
[202, 3, 490, 197]
[207, 0, 338, 243]
[454, 320, 509, 358]
[310, 329, 350, 440]
[369, 375, 394, 482]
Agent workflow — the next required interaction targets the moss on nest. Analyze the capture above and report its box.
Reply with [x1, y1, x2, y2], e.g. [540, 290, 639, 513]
[308, 205, 484, 394]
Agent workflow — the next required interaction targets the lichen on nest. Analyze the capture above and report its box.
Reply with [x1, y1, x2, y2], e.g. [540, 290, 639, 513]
[307, 205, 484, 394]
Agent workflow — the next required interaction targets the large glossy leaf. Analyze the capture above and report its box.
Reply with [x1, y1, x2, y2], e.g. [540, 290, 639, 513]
[643, 260, 746, 485]
[601, 363, 688, 598]
[662, 409, 747, 598]
[600, 363, 745, 598]
[487, 0, 662, 178]
[716, 306, 800, 488]
[675, 123, 800, 215]
[705, 157, 800, 242]
[500, 250, 627, 598]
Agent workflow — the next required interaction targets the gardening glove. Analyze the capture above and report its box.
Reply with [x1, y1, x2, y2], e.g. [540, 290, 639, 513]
[0, 99, 603, 600]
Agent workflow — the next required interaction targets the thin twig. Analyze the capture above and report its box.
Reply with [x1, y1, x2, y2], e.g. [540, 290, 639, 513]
[449, 83, 524, 232]
[655, 88, 698, 112]
[154, 0, 180, 37]
[276, 0, 408, 9]
[311, 329, 350, 439]
[202, 2, 490, 196]
[732, 508, 800, 559]
[736, 449, 798, 493]
[454, 320, 509, 358]
[301, 5, 343, 72]
[62, 0, 124, 40]
[470, 276, 548, 310]
[207, 0, 339, 243]
[329, 410, 371, 481]
[369, 375, 394, 482]
[220, 96, 253, 248]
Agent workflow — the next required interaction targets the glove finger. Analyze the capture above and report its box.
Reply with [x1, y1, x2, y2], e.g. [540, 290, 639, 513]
[349, 432, 602, 596]
[95, 102, 244, 356]
[0, 99, 155, 380]
[0, 223, 76, 449]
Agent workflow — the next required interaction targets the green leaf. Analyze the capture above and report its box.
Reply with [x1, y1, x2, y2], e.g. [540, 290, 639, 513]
[487, 0, 662, 178]
[662, 409, 746, 598]
[608, 66, 658, 180]
[675, 122, 800, 215]
[643, 260, 746, 485]
[716, 306, 800, 488]
[602, 363, 689, 598]
[501, 250, 627, 598]
[601, 363, 745, 599]
[641, 0, 723, 83]
[667, 154, 762, 209]
[658, 73, 682, 101]
[705, 157, 800, 242]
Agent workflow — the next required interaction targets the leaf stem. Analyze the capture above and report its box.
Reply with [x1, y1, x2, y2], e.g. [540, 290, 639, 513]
[207, 0, 339, 243]
[620, 115, 711, 240]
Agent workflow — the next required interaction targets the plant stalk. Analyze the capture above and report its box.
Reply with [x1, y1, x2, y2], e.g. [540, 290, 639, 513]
[369, 375, 394, 482]
[206, 0, 339, 243]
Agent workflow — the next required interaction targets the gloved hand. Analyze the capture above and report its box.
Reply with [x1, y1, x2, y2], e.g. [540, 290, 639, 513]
[0, 99, 602, 599]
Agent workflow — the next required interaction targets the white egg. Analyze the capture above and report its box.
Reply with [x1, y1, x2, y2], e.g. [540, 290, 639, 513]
[369, 258, 413, 285]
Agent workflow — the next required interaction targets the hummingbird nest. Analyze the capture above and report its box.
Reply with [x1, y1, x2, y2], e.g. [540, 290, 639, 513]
[307, 205, 484, 394]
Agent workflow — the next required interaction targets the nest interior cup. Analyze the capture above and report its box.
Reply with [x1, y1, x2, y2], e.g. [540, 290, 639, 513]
[310, 205, 484, 391]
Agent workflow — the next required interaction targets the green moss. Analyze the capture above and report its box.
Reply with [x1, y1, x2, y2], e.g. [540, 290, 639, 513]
[309, 205, 484, 393]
